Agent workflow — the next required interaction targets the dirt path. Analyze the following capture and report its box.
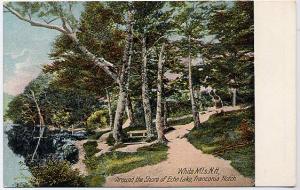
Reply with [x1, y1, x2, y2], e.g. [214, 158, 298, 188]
[72, 139, 88, 175]
[104, 106, 254, 187]
[115, 106, 239, 153]
[116, 141, 156, 153]
[95, 132, 112, 156]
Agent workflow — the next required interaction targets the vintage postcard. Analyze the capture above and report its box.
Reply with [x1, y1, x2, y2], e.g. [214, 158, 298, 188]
[1, 0, 296, 188]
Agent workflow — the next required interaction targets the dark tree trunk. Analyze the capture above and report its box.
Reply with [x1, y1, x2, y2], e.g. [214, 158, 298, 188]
[188, 35, 201, 129]
[155, 43, 168, 144]
[142, 36, 156, 139]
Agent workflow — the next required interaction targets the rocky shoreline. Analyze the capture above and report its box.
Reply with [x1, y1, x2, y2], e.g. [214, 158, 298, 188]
[6, 124, 86, 167]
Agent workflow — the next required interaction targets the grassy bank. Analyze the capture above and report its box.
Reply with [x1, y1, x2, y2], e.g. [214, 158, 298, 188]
[84, 143, 168, 186]
[168, 116, 194, 126]
[187, 109, 255, 179]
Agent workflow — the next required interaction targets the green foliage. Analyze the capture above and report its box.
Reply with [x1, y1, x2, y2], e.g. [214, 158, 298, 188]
[84, 175, 106, 187]
[83, 141, 100, 158]
[5, 74, 52, 126]
[78, 2, 125, 65]
[29, 160, 86, 187]
[5, 73, 103, 129]
[168, 101, 191, 118]
[7, 2, 79, 30]
[52, 110, 71, 128]
[84, 143, 168, 186]
[200, 2, 254, 104]
[86, 110, 109, 132]
[3, 93, 14, 116]
[5, 95, 30, 125]
[187, 109, 255, 178]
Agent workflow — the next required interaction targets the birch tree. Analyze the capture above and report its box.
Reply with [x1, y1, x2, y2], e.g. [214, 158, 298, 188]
[133, 2, 174, 139]
[29, 90, 46, 162]
[111, 2, 134, 144]
[173, 2, 207, 128]
[155, 42, 168, 144]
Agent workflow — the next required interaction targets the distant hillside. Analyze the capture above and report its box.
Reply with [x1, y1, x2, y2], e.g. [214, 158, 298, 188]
[3, 93, 14, 114]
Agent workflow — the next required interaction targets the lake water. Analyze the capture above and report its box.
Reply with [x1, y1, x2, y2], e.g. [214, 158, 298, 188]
[3, 124, 31, 187]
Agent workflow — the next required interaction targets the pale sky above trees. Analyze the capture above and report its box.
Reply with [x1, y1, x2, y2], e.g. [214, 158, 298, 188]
[4, 12, 59, 95]
[3, 3, 83, 96]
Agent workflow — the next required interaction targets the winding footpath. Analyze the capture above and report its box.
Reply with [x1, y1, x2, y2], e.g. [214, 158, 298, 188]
[72, 139, 88, 175]
[104, 106, 254, 187]
[73, 119, 132, 174]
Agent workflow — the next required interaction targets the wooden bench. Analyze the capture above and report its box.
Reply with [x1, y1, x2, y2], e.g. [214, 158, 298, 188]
[127, 130, 147, 138]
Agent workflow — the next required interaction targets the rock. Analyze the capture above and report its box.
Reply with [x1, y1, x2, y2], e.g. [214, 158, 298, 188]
[51, 133, 79, 163]
[72, 131, 88, 140]
[6, 125, 80, 166]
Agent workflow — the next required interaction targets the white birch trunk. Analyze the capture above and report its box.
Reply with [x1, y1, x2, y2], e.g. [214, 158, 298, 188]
[188, 35, 201, 129]
[30, 90, 46, 162]
[112, 7, 134, 144]
[232, 88, 237, 107]
[142, 36, 155, 139]
[155, 43, 168, 144]
[125, 94, 134, 124]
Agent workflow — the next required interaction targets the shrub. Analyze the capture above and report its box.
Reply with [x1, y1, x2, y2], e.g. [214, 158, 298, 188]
[83, 141, 100, 158]
[86, 110, 109, 133]
[236, 119, 254, 141]
[29, 160, 86, 187]
[51, 110, 71, 128]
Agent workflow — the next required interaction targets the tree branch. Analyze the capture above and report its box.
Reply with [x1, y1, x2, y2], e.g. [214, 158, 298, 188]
[5, 3, 119, 82]
[4, 4, 68, 34]
[42, 17, 59, 24]
[59, 15, 72, 33]
[146, 35, 167, 56]
[151, 35, 167, 48]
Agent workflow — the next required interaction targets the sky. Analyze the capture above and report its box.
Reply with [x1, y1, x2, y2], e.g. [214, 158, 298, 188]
[3, 12, 60, 96]
[3, 2, 85, 96]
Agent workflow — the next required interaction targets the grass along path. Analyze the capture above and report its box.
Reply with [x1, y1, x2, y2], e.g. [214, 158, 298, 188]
[187, 108, 254, 178]
[73, 119, 131, 175]
[84, 143, 168, 186]
[104, 106, 254, 187]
